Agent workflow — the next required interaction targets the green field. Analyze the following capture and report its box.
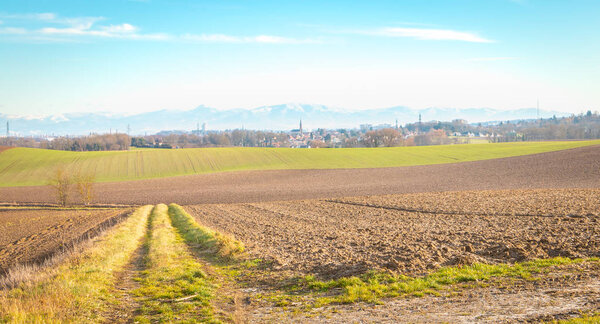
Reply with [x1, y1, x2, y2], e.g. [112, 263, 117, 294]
[0, 140, 599, 187]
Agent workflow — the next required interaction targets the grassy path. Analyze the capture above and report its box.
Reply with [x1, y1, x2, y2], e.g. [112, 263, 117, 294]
[0, 205, 153, 322]
[0, 204, 237, 323]
[133, 204, 218, 323]
[1, 140, 599, 187]
[167, 204, 248, 322]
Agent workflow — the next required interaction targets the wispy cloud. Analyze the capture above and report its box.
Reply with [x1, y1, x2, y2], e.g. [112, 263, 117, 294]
[0, 13, 168, 41]
[182, 33, 320, 44]
[0, 12, 315, 44]
[356, 27, 493, 43]
[39, 21, 168, 40]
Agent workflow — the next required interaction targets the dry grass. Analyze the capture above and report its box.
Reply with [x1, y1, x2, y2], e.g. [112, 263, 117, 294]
[0, 205, 152, 323]
[1, 238, 94, 290]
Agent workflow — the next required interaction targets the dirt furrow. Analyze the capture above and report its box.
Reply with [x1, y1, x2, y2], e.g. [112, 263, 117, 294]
[326, 198, 599, 218]
[0, 209, 130, 273]
[186, 189, 600, 278]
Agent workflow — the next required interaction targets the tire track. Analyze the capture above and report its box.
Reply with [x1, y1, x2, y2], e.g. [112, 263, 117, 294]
[324, 199, 596, 219]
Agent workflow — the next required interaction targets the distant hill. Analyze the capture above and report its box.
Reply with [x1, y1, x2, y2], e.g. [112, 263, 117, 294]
[1, 104, 569, 136]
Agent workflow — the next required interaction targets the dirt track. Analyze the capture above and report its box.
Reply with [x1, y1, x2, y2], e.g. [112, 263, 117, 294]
[0, 208, 129, 273]
[186, 189, 600, 278]
[0, 145, 599, 204]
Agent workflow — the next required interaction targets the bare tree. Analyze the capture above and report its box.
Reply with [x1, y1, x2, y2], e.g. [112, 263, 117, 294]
[48, 168, 71, 206]
[74, 172, 95, 205]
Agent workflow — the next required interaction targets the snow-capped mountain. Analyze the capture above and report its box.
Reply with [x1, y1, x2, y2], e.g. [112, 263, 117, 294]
[1, 104, 569, 136]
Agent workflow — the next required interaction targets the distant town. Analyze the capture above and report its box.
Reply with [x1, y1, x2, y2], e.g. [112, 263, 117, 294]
[1, 111, 599, 151]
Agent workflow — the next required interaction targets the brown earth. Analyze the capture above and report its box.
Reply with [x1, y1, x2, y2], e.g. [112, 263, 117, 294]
[0, 208, 130, 273]
[0, 145, 599, 205]
[185, 189, 600, 278]
[330, 188, 600, 217]
[0, 146, 12, 154]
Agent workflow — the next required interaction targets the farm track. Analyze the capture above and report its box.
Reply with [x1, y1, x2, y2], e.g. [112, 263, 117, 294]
[1, 195, 599, 322]
[186, 188, 600, 278]
[0, 208, 130, 273]
[1, 144, 599, 204]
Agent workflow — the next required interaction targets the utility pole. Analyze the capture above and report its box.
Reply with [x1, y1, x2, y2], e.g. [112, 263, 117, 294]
[127, 124, 131, 136]
[418, 114, 422, 134]
[197, 122, 200, 136]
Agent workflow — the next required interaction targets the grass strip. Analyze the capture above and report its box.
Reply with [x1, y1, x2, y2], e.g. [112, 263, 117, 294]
[298, 257, 598, 307]
[551, 313, 600, 323]
[0, 205, 153, 323]
[133, 204, 217, 323]
[168, 203, 244, 259]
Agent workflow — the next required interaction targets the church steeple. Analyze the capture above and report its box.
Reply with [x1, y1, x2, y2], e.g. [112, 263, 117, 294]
[299, 119, 303, 135]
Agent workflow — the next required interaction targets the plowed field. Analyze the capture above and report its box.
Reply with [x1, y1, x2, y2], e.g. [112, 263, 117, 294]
[0, 208, 129, 273]
[186, 189, 600, 278]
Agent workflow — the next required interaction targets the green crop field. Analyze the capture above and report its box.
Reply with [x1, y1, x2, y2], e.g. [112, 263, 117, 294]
[0, 140, 599, 187]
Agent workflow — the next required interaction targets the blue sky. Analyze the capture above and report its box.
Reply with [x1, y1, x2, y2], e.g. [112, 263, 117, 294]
[0, 0, 599, 116]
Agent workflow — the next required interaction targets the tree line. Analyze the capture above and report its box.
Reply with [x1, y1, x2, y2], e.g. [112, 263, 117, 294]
[1, 133, 130, 151]
[132, 130, 290, 148]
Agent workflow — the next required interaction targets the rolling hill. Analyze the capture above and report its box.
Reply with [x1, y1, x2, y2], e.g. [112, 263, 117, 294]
[1, 140, 598, 187]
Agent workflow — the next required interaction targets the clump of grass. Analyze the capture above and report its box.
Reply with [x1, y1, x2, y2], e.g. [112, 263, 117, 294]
[550, 313, 600, 323]
[0, 205, 153, 323]
[133, 204, 217, 323]
[299, 257, 597, 307]
[168, 203, 244, 259]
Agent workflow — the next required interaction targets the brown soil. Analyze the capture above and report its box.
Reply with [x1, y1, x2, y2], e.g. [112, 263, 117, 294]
[185, 189, 600, 278]
[0, 146, 12, 154]
[0, 145, 599, 205]
[330, 188, 600, 217]
[0, 208, 129, 273]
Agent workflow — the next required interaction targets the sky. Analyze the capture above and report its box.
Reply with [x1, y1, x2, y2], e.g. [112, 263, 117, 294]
[0, 0, 599, 117]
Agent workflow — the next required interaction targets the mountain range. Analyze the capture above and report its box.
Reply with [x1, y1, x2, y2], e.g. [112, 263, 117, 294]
[1, 104, 570, 136]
